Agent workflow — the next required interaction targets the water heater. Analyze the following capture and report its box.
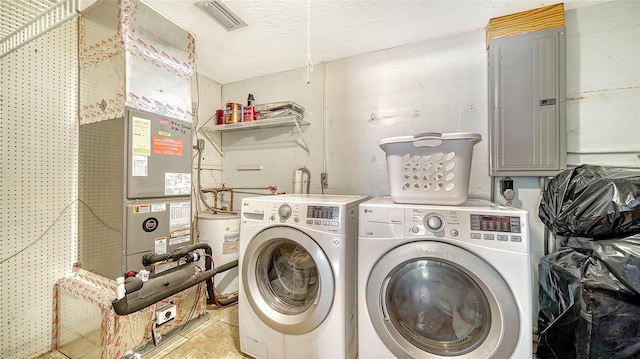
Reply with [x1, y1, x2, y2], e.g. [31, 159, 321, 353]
[197, 212, 240, 295]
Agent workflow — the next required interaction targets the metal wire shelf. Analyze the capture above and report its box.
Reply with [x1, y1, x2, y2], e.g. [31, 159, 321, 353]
[1, 0, 78, 58]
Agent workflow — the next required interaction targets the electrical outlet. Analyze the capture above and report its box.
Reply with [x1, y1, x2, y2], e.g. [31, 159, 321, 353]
[155, 303, 176, 325]
[321, 173, 328, 187]
[500, 177, 514, 194]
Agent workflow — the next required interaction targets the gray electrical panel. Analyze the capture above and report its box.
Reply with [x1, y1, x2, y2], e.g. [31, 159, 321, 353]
[488, 27, 566, 176]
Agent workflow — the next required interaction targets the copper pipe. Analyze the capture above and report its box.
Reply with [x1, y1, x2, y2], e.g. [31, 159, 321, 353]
[201, 185, 279, 212]
[201, 187, 235, 211]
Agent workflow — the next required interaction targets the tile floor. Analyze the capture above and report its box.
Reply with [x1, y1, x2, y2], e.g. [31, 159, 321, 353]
[39, 303, 249, 359]
[152, 303, 248, 359]
[39, 304, 537, 359]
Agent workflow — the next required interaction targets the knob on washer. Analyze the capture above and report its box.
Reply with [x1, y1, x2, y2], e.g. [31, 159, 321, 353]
[424, 214, 445, 232]
[278, 205, 292, 219]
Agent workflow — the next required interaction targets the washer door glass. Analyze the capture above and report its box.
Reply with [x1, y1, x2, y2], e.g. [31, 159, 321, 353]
[385, 260, 490, 355]
[367, 241, 519, 359]
[256, 239, 319, 314]
[242, 226, 335, 335]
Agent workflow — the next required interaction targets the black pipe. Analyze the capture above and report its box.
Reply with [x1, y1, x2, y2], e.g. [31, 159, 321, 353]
[112, 260, 238, 315]
[142, 243, 216, 303]
[129, 263, 198, 302]
[124, 277, 143, 293]
[142, 242, 213, 267]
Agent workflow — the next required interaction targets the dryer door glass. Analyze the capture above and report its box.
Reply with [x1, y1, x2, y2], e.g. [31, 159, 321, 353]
[256, 239, 319, 314]
[385, 260, 490, 355]
[366, 241, 520, 359]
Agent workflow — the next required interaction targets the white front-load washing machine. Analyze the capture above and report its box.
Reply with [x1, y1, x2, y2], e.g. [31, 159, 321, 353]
[239, 194, 369, 359]
[358, 197, 532, 359]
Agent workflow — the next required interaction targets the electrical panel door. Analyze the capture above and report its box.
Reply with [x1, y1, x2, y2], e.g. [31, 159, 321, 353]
[489, 27, 566, 176]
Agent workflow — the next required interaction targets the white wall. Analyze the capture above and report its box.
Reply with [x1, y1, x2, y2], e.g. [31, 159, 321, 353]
[565, 0, 640, 167]
[217, 0, 639, 221]
[220, 29, 491, 202]
[212, 0, 639, 334]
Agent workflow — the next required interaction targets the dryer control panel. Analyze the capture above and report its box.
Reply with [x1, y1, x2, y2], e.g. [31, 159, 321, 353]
[359, 197, 530, 254]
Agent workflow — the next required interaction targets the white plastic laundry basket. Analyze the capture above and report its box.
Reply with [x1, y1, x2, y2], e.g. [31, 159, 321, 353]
[380, 132, 482, 205]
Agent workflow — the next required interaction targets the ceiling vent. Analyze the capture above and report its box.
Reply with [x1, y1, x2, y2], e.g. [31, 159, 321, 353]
[194, 0, 247, 32]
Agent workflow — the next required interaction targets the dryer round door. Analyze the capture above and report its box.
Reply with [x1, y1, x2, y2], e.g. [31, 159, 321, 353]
[366, 241, 519, 359]
[242, 226, 334, 335]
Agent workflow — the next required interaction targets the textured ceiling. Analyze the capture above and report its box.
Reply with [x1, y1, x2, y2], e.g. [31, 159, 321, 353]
[143, 0, 609, 84]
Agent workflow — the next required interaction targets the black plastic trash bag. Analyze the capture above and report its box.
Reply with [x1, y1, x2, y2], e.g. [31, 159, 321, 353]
[539, 165, 640, 240]
[565, 236, 640, 295]
[537, 236, 640, 359]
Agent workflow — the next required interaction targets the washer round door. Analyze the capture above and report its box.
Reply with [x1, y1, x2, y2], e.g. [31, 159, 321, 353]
[367, 241, 519, 359]
[242, 226, 334, 334]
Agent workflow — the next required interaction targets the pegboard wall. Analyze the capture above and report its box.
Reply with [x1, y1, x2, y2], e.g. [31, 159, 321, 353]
[0, 19, 78, 359]
[191, 73, 225, 216]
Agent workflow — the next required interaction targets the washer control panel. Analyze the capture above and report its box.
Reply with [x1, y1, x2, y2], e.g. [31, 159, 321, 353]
[262, 202, 344, 233]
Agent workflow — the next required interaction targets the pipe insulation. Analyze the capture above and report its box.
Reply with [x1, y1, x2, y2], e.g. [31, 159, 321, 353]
[112, 260, 238, 316]
[142, 242, 213, 267]
[112, 243, 237, 315]
[124, 263, 198, 303]
[142, 243, 220, 305]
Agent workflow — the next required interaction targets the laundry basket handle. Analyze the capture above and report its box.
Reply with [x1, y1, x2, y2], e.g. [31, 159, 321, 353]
[413, 132, 482, 145]
[414, 132, 442, 139]
[411, 132, 443, 148]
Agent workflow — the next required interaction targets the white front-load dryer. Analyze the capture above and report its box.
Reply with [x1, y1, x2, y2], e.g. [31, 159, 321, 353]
[358, 197, 532, 359]
[239, 194, 368, 359]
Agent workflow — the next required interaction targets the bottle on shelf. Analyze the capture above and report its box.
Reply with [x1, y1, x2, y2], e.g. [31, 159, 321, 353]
[245, 94, 256, 121]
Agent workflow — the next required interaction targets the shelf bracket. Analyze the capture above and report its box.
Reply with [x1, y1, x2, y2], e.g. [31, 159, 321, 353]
[292, 118, 310, 154]
[199, 129, 224, 157]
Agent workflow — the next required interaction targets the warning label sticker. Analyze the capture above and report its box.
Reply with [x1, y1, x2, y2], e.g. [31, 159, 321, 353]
[223, 233, 240, 254]
[155, 237, 167, 254]
[152, 136, 183, 156]
[133, 205, 151, 214]
[132, 117, 151, 156]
